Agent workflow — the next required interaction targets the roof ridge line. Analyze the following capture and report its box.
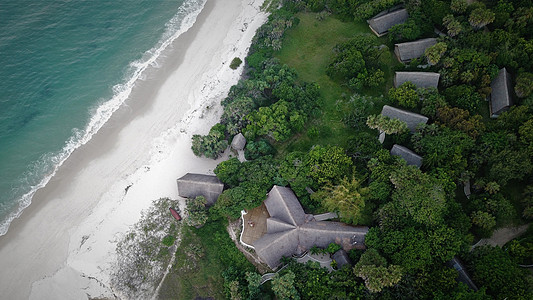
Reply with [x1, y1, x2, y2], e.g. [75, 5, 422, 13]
[273, 186, 298, 226]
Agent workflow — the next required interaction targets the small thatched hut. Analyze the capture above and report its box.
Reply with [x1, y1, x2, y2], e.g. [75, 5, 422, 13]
[390, 144, 423, 168]
[394, 71, 440, 89]
[176, 173, 224, 206]
[489, 68, 513, 118]
[368, 8, 408, 37]
[394, 38, 437, 63]
[332, 249, 353, 269]
[381, 105, 428, 133]
[231, 133, 247, 151]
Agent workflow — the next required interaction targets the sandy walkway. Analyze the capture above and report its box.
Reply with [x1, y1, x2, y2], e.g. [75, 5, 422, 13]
[472, 224, 530, 249]
[0, 0, 266, 299]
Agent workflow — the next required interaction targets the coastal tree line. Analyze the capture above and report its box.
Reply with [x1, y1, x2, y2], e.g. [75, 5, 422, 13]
[189, 0, 533, 299]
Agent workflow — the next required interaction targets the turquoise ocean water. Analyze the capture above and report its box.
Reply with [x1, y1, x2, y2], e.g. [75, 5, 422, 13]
[0, 0, 205, 235]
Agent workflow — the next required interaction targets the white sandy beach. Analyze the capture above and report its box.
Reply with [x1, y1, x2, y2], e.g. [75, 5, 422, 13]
[0, 0, 266, 299]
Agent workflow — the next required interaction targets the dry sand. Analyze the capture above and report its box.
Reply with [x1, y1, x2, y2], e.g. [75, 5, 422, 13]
[0, 0, 267, 298]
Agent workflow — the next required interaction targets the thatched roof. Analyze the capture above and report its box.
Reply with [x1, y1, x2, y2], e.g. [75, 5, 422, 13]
[265, 186, 306, 226]
[254, 230, 299, 269]
[381, 105, 428, 133]
[267, 217, 296, 234]
[447, 257, 478, 291]
[332, 249, 352, 268]
[394, 71, 440, 89]
[394, 38, 437, 62]
[463, 180, 471, 199]
[231, 133, 246, 151]
[490, 68, 513, 118]
[252, 186, 369, 269]
[368, 8, 408, 37]
[176, 173, 224, 206]
[390, 144, 423, 168]
[299, 221, 368, 250]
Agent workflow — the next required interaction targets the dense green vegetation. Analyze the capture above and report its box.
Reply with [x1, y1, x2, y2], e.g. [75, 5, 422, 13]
[230, 57, 243, 70]
[276, 13, 399, 152]
[189, 0, 533, 298]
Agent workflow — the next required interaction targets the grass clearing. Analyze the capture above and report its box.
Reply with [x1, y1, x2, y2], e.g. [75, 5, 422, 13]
[275, 12, 399, 153]
[158, 224, 225, 299]
[158, 220, 255, 299]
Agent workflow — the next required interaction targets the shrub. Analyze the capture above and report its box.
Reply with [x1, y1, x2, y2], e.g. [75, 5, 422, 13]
[229, 57, 243, 70]
[185, 196, 208, 228]
[388, 82, 419, 108]
[444, 85, 483, 113]
[191, 124, 229, 159]
[326, 242, 342, 254]
[244, 139, 276, 160]
[306, 145, 353, 185]
[161, 235, 176, 247]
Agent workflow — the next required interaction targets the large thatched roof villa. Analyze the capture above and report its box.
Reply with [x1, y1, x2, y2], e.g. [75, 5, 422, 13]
[247, 186, 368, 269]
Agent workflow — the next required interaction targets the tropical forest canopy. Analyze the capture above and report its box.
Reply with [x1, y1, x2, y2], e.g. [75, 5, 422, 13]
[190, 0, 533, 298]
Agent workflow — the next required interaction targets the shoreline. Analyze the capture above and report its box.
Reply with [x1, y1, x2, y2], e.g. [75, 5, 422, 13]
[0, 0, 267, 298]
[0, 0, 208, 237]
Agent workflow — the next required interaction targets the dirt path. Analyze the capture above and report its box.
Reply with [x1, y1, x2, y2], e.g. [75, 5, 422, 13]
[472, 224, 530, 249]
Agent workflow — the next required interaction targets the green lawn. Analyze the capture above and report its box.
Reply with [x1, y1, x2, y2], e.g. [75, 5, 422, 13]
[275, 12, 399, 153]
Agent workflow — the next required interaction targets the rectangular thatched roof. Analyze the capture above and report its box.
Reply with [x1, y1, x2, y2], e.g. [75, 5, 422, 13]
[176, 173, 224, 206]
[394, 38, 437, 62]
[490, 67, 513, 118]
[299, 221, 368, 250]
[391, 144, 423, 168]
[394, 71, 440, 89]
[368, 8, 408, 37]
[447, 257, 478, 291]
[381, 105, 428, 132]
[264, 185, 306, 227]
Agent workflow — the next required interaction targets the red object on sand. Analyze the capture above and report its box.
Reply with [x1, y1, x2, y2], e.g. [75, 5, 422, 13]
[169, 207, 181, 221]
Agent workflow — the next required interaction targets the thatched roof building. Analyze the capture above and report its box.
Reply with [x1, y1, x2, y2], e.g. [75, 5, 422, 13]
[394, 38, 437, 63]
[489, 68, 513, 118]
[176, 173, 224, 206]
[447, 257, 478, 291]
[390, 144, 423, 168]
[253, 186, 368, 269]
[381, 105, 428, 133]
[394, 71, 440, 89]
[368, 8, 408, 37]
[264, 185, 307, 226]
[332, 249, 352, 269]
[231, 133, 247, 151]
